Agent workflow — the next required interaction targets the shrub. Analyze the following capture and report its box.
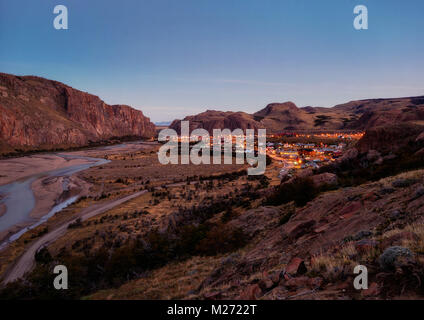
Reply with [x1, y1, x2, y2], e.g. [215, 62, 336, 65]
[266, 177, 318, 207]
[34, 247, 52, 265]
[379, 246, 413, 271]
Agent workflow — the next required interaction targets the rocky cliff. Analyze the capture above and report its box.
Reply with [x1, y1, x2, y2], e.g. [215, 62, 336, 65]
[0, 73, 156, 154]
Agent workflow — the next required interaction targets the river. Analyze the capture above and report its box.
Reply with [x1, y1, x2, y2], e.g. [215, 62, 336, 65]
[0, 153, 110, 248]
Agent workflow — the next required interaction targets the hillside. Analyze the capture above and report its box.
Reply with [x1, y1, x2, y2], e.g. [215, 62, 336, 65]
[169, 96, 424, 134]
[0, 73, 156, 155]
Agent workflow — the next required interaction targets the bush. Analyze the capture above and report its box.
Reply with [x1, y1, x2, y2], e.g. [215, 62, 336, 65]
[266, 177, 318, 207]
[195, 225, 247, 256]
[279, 206, 295, 225]
[34, 247, 52, 265]
[379, 246, 413, 271]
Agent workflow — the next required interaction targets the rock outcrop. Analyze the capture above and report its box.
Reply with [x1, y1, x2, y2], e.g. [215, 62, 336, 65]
[0, 73, 156, 154]
[355, 123, 424, 154]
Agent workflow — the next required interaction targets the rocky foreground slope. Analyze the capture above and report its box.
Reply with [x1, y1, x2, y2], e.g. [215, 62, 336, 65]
[87, 124, 424, 300]
[0, 73, 156, 155]
[170, 97, 424, 134]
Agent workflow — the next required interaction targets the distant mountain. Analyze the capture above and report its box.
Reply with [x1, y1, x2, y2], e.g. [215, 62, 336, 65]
[169, 96, 424, 134]
[0, 73, 156, 154]
[154, 121, 172, 126]
[169, 110, 260, 134]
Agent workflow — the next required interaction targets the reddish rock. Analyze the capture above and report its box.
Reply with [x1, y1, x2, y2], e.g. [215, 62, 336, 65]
[312, 173, 338, 187]
[283, 276, 322, 290]
[341, 212, 356, 220]
[204, 292, 222, 300]
[267, 271, 281, 285]
[363, 191, 378, 202]
[314, 224, 330, 234]
[355, 239, 378, 254]
[285, 257, 307, 276]
[284, 276, 311, 289]
[238, 284, 262, 300]
[288, 220, 316, 240]
[339, 201, 362, 218]
[415, 131, 424, 143]
[362, 282, 380, 297]
[308, 277, 324, 289]
[258, 278, 275, 292]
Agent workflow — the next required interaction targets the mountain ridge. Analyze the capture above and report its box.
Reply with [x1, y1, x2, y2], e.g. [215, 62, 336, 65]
[170, 95, 424, 134]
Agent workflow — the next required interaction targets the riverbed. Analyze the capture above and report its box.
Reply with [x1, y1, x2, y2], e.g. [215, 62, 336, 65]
[0, 153, 109, 247]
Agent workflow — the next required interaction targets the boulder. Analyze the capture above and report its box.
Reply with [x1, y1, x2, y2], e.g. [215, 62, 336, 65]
[311, 173, 338, 187]
[339, 148, 358, 162]
[361, 282, 380, 298]
[389, 209, 402, 220]
[285, 257, 307, 276]
[295, 168, 314, 179]
[353, 230, 372, 241]
[284, 276, 310, 290]
[237, 284, 262, 300]
[284, 276, 323, 290]
[392, 178, 417, 188]
[379, 246, 413, 271]
[413, 186, 424, 199]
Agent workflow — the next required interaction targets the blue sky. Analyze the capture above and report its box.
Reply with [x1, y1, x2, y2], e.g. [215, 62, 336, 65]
[1, 0, 423, 122]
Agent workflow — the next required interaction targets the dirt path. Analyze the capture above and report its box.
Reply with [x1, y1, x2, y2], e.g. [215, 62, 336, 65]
[2, 190, 147, 285]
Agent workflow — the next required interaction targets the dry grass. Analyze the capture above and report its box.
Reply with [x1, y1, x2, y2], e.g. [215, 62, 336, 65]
[310, 220, 424, 283]
[86, 256, 221, 300]
[381, 222, 424, 254]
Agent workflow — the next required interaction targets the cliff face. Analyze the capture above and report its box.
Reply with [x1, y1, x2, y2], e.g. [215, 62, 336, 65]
[0, 73, 155, 154]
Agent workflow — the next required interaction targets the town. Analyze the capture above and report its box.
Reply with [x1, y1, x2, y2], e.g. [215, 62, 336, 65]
[265, 131, 364, 179]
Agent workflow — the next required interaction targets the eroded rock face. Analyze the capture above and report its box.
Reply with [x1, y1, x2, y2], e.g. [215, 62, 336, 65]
[0, 73, 156, 153]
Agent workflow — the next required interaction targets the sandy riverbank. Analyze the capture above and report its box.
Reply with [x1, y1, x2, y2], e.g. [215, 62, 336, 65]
[0, 154, 94, 186]
[29, 174, 92, 219]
